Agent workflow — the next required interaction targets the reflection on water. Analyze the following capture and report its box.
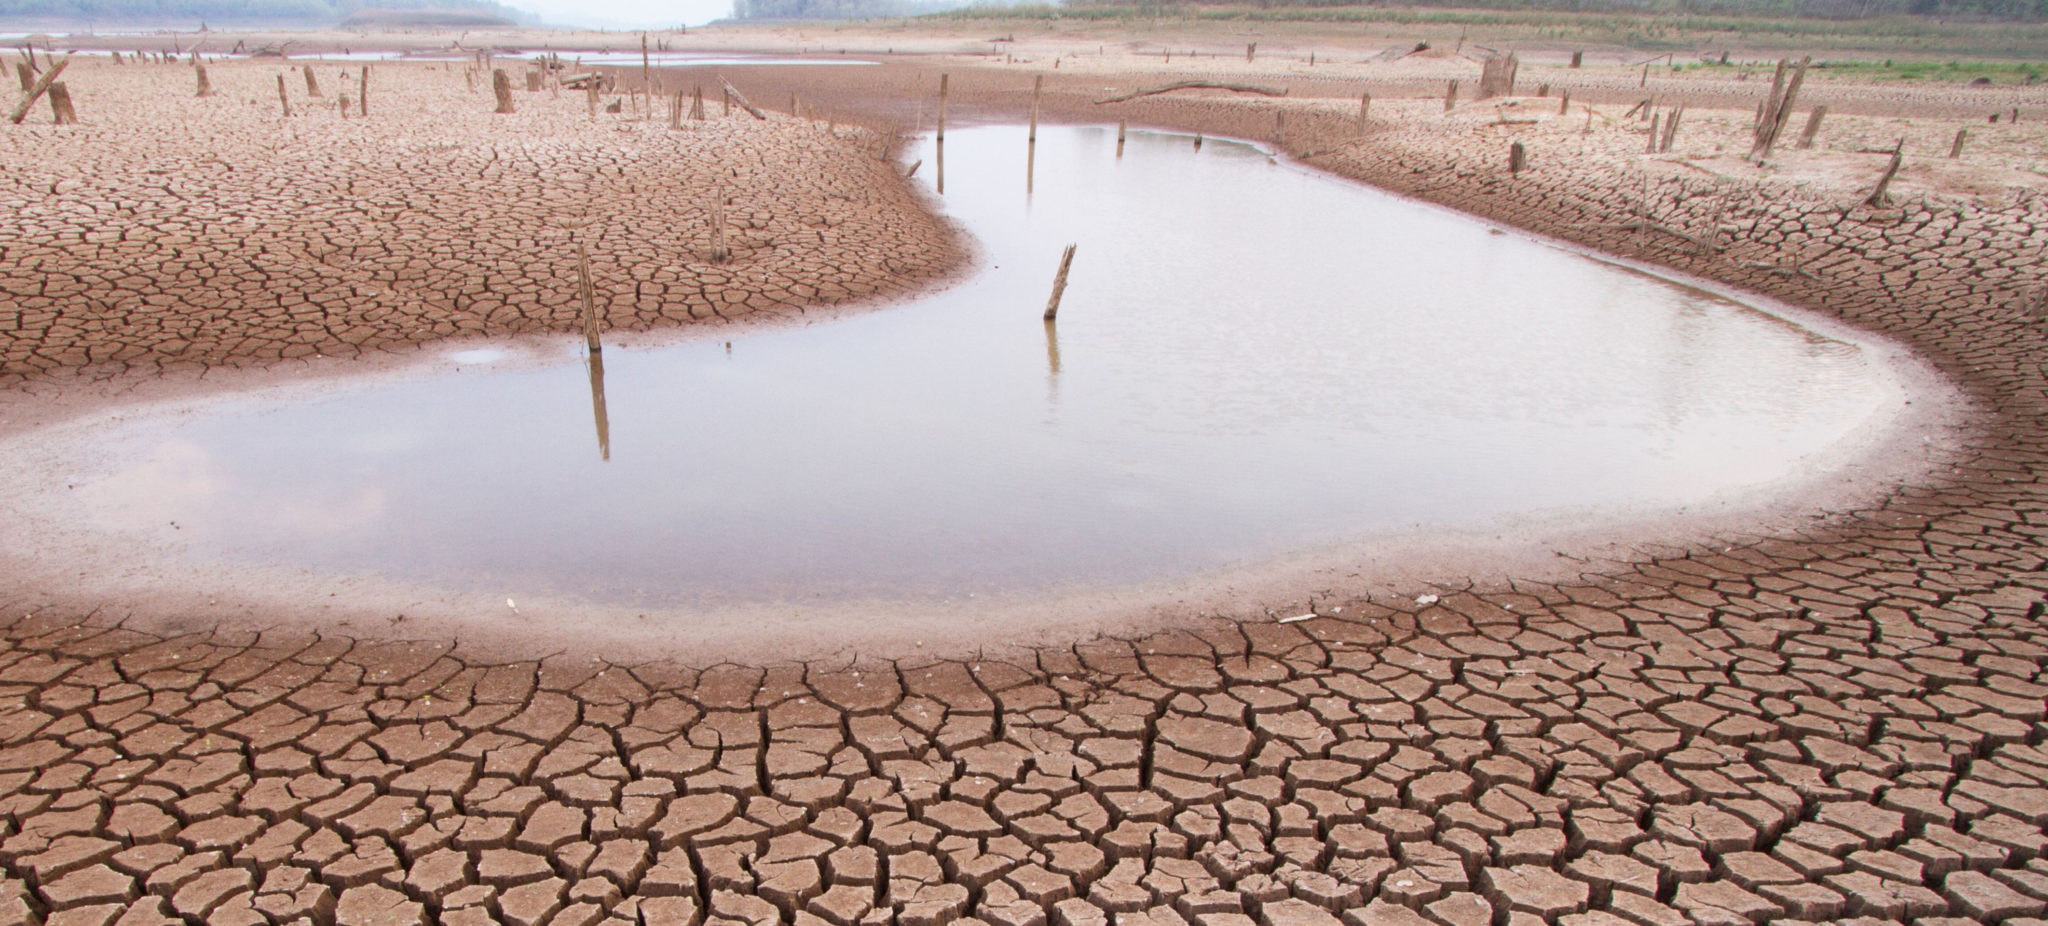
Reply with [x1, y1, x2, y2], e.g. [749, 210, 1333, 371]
[57, 125, 1902, 609]
[587, 352, 610, 462]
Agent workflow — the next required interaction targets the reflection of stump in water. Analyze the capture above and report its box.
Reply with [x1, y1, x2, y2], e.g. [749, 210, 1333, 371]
[1044, 318, 1061, 376]
[587, 352, 611, 462]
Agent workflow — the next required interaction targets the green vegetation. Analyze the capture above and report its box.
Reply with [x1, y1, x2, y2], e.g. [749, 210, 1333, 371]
[926, 3, 2048, 58]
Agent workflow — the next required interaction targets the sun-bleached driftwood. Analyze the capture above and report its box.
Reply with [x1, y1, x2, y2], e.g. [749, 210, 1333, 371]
[1093, 81, 1286, 105]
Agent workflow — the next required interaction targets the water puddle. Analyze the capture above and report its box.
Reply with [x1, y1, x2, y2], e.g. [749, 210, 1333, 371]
[2, 126, 1940, 641]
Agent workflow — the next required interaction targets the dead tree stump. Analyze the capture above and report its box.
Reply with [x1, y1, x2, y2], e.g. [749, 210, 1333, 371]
[1864, 142, 1903, 209]
[493, 68, 514, 114]
[47, 81, 75, 124]
[1043, 244, 1077, 320]
[1797, 105, 1827, 149]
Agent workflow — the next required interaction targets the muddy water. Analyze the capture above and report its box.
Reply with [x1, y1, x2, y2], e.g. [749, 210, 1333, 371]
[39, 126, 1912, 615]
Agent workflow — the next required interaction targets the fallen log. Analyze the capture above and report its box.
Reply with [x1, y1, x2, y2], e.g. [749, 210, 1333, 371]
[1093, 80, 1286, 105]
[7, 56, 66, 125]
[719, 78, 768, 120]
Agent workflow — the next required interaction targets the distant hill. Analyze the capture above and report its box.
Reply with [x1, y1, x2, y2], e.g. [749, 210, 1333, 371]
[0, 0, 532, 27]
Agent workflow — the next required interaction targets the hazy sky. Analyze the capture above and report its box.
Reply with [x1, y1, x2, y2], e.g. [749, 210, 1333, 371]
[508, 0, 733, 29]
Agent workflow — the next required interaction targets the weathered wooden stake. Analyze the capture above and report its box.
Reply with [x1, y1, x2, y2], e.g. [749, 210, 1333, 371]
[670, 90, 683, 129]
[1029, 75, 1042, 142]
[576, 244, 602, 353]
[640, 32, 650, 90]
[526, 70, 541, 92]
[14, 63, 30, 92]
[1797, 105, 1826, 149]
[1646, 113, 1660, 153]
[1570, 50, 1583, 68]
[1949, 128, 1967, 158]
[276, 73, 292, 117]
[936, 73, 948, 140]
[1660, 105, 1683, 152]
[1444, 80, 1458, 112]
[1116, 119, 1126, 157]
[304, 65, 320, 96]
[1509, 140, 1526, 176]
[1864, 142, 1903, 209]
[1043, 244, 1077, 320]
[1359, 91, 1370, 126]
[587, 78, 599, 119]
[1559, 89, 1570, 114]
[711, 183, 728, 263]
[359, 66, 369, 117]
[465, 69, 476, 92]
[1245, 42, 1256, 62]
[493, 69, 514, 113]
[8, 56, 68, 124]
[47, 82, 75, 124]
[691, 84, 704, 120]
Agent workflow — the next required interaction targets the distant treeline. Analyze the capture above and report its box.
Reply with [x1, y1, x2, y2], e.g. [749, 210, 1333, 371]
[0, 0, 529, 26]
[993, 0, 2044, 20]
[732, 0, 968, 18]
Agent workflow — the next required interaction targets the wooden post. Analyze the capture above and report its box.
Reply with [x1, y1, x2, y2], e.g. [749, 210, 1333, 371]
[526, 70, 541, 92]
[8, 56, 67, 125]
[691, 84, 704, 120]
[1559, 89, 1570, 115]
[719, 79, 767, 120]
[1797, 105, 1826, 149]
[359, 66, 369, 117]
[1116, 119, 1126, 157]
[276, 73, 292, 117]
[937, 73, 948, 141]
[1029, 75, 1042, 142]
[711, 183, 728, 263]
[1646, 113, 1660, 153]
[492, 69, 514, 113]
[1639, 64, 1648, 87]
[1509, 140, 1526, 176]
[47, 82, 75, 124]
[640, 32, 650, 90]
[1660, 105, 1682, 152]
[194, 61, 213, 97]
[1359, 91, 1370, 127]
[576, 244, 603, 353]
[1245, 42, 1256, 62]
[304, 65, 320, 96]
[722, 86, 731, 117]
[587, 78, 599, 119]
[670, 90, 683, 129]
[1949, 128, 1967, 158]
[1570, 50, 1582, 68]
[14, 62, 30, 92]
[1043, 244, 1077, 320]
[1444, 80, 1458, 112]
[1864, 142, 1903, 209]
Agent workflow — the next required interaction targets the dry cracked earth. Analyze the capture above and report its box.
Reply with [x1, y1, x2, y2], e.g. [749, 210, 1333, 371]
[4, 45, 2048, 926]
